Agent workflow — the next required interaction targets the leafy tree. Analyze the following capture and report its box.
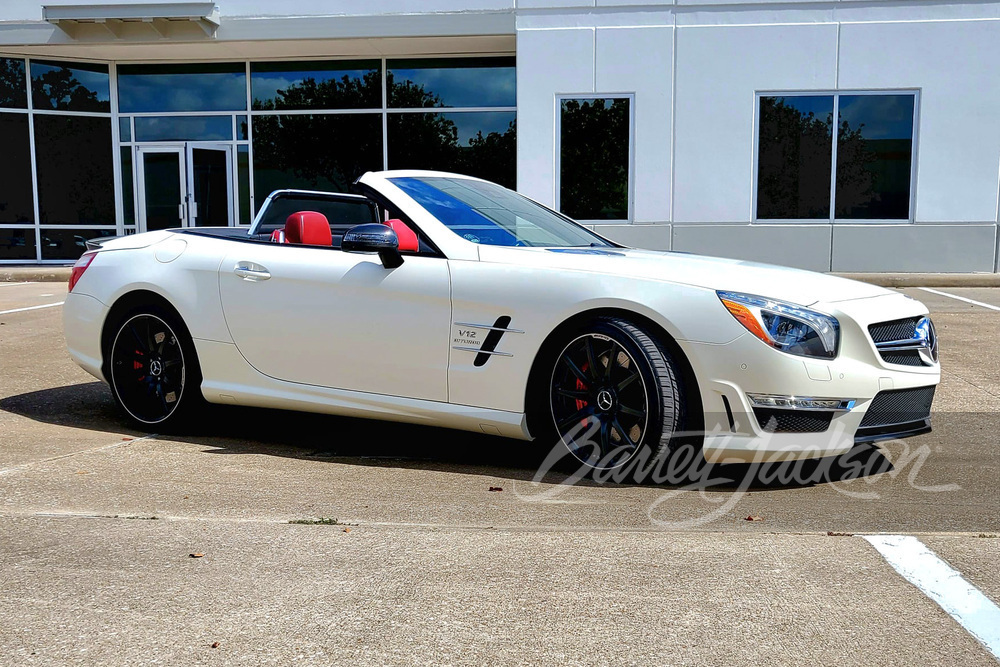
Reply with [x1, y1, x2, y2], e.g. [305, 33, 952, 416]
[31, 67, 106, 112]
[0, 58, 26, 108]
[559, 99, 629, 220]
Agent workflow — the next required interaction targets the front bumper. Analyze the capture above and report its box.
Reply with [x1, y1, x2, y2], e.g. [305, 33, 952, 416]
[680, 292, 939, 464]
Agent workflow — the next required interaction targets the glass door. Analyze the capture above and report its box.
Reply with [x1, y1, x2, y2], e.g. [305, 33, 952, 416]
[136, 146, 186, 232]
[135, 143, 234, 232]
[186, 144, 234, 227]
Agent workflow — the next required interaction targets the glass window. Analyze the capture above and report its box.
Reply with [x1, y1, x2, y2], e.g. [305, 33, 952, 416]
[237, 114, 248, 140]
[30, 60, 110, 112]
[559, 98, 630, 220]
[756, 92, 916, 220]
[0, 228, 36, 261]
[251, 60, 380, 110]
[119, 116, 131, 142]
[756, 95, 834, 219]
[134, 115, 233, 142]
[238, 145, 250, 224]
[117, 63, 246, 113]
[121, 147, 135, 225]
[40, 228, 116, 260]
[33, 115, 114, 225]
[252, 114, 382, 210]
[0, 57, 27, 108]
[388, 111, 516, 189]
[387, 57, 515, 108]
[390, 176, 611, 248]
[836, 94, 914, 220]
[0, 113, 34, 223]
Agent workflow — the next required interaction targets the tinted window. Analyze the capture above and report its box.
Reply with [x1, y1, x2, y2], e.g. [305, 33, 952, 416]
[0, 57, 26, 108]
[40, 228, 116, 260]
[251, 60, 380, 110]
[756, 95, 834, 219]
[391, 176, 610, 248]
[836, 94, 914, 219]
[33, 115, 114, 224]
[0, 113, 34, 223]
[252, 114, 382, 210]
[388, 111, 515, 189]
[560, 98, 630, 220]
[387, 57, 515, 108]
[134, 115, 232, 142]
[121, 147, 135, 225]
[118, 63, 246, 113]
[30, 60, 109, 112]
[255, 195, 376, 234]
[0, 228, 35, 261]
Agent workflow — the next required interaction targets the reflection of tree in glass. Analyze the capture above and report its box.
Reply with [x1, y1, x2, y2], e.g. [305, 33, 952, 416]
[252, 71, 516, 195]
[560, 99, 629, 220]
[34, 116, 114, 224]
[0, 58, 26, 108]
[32, 67, 106, 112]
[757, 97, 876, 219]
[834, 120, 878, 217]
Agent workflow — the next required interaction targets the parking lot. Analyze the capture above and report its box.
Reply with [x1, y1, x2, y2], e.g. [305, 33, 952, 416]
[1, 280, 999, 665]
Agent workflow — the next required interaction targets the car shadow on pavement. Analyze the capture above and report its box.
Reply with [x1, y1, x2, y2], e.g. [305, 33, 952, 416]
[0, 381, 895, 490]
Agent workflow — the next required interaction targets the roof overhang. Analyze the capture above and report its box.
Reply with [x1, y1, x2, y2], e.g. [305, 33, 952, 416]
[42, 3, 220, 39]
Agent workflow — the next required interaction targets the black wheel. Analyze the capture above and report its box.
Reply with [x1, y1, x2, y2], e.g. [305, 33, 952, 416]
[108, 306, 203, 430]
[547, 317, 685, 472]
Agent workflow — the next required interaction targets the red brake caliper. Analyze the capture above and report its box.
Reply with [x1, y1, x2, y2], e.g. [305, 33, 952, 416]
[575, 362, 589, 422]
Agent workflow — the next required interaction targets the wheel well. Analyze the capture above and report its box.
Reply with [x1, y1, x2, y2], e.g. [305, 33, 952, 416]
[524, 308, 704, 443]
[100, 290, 192, 379]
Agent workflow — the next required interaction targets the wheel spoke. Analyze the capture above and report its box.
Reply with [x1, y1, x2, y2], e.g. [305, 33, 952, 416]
[554, 386, 589, 400]
[619, 404, 645, 419]
[617, 371, 639, 392]
[604, 341, 617, 381]
[612, 418, 637, 448]
[128, 324, 148, 353]
[583, 337, 600, 381]
[556, 406, 593, 433]
[562, 357, 589, 385]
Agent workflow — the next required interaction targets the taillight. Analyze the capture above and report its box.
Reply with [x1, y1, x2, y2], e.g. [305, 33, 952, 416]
[68, 251, 97, 293]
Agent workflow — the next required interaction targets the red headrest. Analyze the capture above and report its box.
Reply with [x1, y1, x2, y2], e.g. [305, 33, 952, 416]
[285, 211, 332, 246]
[384, 218, 419, 253]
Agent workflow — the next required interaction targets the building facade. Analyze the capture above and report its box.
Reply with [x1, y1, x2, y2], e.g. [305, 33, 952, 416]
[0, 0, 998, 272]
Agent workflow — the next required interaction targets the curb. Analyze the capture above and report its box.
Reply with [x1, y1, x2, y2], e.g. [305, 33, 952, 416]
[834, 273, 1000, 288]
[1, 266, 999, 287]
[1, 267, 73, 283]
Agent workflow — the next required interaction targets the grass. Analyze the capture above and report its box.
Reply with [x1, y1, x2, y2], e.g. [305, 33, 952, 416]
[289, 517, 343, 526]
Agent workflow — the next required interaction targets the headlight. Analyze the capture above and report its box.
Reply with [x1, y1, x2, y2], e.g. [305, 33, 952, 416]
[717, 291, 839, 359]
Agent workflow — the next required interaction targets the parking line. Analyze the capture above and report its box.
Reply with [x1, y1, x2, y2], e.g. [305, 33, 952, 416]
[0, 302, 64, 316]
[0, 282, 31, 287]
[864, 534, 1000, 659]
[919, 287, 1000, 312]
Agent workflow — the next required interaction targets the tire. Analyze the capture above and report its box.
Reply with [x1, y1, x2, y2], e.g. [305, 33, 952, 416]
[542, 317, 686, 476]
[106, 304, 204, 432]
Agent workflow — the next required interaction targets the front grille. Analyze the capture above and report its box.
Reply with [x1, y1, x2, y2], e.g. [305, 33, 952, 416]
[753, 408, 833, 433]
[858, 386, 935, 429]
[879, 351, 925, 367]
[868, 317, 921, 344]
[868, 317, 934, 367]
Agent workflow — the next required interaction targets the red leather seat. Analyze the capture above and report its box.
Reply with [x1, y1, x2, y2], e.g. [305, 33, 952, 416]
[285, 211, 333, 246]
[270, 229, 286, 244]
[384, 218, 419, 253]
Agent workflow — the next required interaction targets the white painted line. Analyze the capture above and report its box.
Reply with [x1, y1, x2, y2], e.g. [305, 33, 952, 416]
[0, 434, 156, 476]
[865, 534, 1000, 659]
[919, 287, 1000, 313]
[0, 301, 64, 316]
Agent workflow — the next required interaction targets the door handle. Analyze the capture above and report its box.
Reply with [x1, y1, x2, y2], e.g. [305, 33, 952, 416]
[234, 261, 270, 281]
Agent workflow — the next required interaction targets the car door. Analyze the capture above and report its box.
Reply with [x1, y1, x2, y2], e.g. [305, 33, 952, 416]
[218, 241, 451, 402]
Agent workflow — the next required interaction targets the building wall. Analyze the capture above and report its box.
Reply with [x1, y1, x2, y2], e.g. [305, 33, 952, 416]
[1, 0, 999, 271]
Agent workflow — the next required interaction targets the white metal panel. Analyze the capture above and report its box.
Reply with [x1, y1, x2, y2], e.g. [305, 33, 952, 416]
[515, 27, 595, 208]
[595, 25, 673, 224]
[838, 20, 1000, 224]
[672, 23, 838, 223]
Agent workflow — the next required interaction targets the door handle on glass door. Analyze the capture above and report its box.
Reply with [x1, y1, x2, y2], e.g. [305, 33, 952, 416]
[234, 261, 270, 281]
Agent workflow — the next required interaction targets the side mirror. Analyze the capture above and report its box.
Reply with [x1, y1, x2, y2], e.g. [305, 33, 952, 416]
[342, 223, 403, 269]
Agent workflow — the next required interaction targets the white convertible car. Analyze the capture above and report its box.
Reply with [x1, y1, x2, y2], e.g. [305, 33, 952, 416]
[64, 170, 939, 469]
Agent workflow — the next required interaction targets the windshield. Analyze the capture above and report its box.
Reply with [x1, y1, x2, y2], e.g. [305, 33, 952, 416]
[389, 176, 613, 248]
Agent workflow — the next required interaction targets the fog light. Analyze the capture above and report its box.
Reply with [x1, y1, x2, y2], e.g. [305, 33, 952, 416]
[747, 393, 856, 412]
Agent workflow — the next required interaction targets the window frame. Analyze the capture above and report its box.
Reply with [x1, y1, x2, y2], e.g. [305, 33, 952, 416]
[752, 89, 921, 225]
[555, 93, 635, 225]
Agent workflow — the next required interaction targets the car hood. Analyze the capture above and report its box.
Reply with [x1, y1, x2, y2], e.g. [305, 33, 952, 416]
[476, 245, 892, 306]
